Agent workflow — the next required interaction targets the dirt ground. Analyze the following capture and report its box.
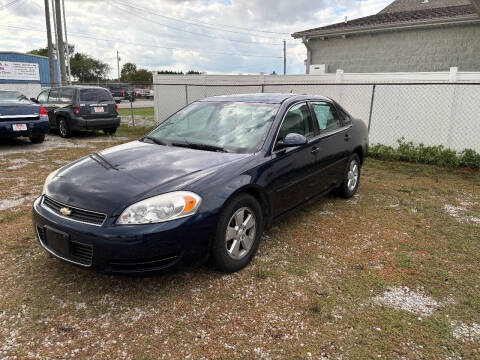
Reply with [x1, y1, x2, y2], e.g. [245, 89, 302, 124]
[0, 128, 479, 359]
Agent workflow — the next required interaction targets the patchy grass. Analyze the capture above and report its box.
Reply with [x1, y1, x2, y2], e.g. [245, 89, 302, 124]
[0, 141, 479, 359]
[118, 107, 154, 119]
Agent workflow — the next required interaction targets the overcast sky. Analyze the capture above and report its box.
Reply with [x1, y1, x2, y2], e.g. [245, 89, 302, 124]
[0, 0, 391, 77]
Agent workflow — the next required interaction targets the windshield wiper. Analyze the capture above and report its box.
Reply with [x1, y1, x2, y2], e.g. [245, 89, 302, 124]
[143, 136, 169, 146]
[172, 142, 229, 153]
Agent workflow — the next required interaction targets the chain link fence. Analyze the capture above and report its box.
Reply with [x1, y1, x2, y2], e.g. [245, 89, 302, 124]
[154, 81, 480, 153]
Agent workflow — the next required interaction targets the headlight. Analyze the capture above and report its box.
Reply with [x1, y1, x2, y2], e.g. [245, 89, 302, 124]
[117, 191, 202, 225]
[42, 169, 59, 194]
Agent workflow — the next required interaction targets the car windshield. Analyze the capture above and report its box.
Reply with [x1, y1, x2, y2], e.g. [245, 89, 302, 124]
[0, 91, 30, 104]
[147, 101, 279, 153]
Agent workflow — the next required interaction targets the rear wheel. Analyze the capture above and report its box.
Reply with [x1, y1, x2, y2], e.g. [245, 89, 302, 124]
[337, 153, 361, 198]
[29, 134, 45, 144]
[58, 118, 71, 138]
[211, 194, 264, 273]
[103, 128, 117, 136]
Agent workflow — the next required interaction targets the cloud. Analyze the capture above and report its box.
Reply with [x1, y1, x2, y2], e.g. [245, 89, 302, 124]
[0, 0, 391, 76]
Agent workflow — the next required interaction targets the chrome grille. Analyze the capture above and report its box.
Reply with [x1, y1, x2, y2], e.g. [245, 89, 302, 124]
[42, 196, 107, 226]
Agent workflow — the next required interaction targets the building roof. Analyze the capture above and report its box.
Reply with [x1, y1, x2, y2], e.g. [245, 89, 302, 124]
[0, 51, 49, 60]
[292, 0, 480, 39]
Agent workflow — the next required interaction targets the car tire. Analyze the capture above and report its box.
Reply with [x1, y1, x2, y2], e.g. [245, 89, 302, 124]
[58, 118, 71, 138]
[103, 128, 117, 136]
[29, 134, 45, 144]
[337, 153, 361, 198]
[211, 193, 264, 273]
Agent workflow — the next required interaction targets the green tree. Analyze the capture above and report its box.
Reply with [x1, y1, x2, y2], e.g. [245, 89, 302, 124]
[120, 62, 137, 81]
[70, 53, 110, 82]
[28, 47, 48, 57]
[129, 69, 152, 85]
[28, 44, 75, 57]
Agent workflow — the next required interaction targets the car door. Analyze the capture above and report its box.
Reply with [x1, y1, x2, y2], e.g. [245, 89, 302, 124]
[309, 101, 352, 191]
[266, 102, 319, 217]
[46, 88, 60, 127]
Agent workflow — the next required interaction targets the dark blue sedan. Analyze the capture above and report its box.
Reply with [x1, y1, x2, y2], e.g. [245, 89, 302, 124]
[0, 90, 49, 143]
[33, 94, 368, 273]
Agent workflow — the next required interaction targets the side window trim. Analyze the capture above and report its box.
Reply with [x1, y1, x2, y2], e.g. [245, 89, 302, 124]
[271, 101, 314, 154]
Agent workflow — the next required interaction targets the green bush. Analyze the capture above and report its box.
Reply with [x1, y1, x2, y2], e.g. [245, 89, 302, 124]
[368, 138, 480, 170]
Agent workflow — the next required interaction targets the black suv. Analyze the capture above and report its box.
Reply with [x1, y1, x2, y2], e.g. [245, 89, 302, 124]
[106, 84, 136, 103]
[34, 86, 121, 138]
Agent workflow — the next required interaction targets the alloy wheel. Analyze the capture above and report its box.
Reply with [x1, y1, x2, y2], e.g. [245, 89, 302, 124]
[59, 119, 67, 137]
[225, 207, 256, 260]
[347, 160, 359, 191]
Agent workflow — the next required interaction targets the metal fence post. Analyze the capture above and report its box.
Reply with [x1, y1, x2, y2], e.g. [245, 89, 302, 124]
[130, 91, 135, 127]
[367, 84, 376, 133]
[185, 84, 189, 105]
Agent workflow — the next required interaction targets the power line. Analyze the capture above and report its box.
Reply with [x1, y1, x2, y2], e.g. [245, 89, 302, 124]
[0, 24, 284, 59]
[111, 2, 284, 47]
[114, 0, 290, 40]
[120, 0, 290, 36]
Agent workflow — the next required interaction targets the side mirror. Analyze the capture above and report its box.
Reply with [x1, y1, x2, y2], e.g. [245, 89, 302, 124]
[30, 97, 39, 103]
[277, 133, 308, 149]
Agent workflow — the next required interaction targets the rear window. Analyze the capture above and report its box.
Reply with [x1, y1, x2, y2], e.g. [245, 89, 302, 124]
[80, 88, 113, 102]
[0, 91, 30, 104]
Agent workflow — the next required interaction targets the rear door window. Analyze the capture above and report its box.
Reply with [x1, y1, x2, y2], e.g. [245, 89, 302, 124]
[311, 103, 342, 132]
[80, 88, 113, 103]
[48, 89, 59, 103]
[59, 88, 75, 103]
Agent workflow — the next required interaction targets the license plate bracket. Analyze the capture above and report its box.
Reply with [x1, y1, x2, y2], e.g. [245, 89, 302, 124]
[45, 226, 70, 257]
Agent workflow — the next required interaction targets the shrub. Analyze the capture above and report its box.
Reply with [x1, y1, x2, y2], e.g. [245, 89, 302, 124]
[368, 138, 479, 170]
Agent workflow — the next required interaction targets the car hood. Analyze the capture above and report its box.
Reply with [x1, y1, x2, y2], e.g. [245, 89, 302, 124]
[45, 140, 250, 214]
[0, 103, 39, 116]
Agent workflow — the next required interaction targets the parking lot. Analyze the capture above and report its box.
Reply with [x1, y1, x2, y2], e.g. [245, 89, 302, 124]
[0, 122, 479, 359]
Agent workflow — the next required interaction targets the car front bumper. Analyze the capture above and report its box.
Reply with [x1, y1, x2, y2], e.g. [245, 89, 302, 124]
[71, 116, 121, 131]
[32, 196, 214, 273]
[0, 119, 49, 138]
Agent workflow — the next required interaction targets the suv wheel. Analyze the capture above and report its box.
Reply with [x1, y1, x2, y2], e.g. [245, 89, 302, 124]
[211, 194, 264, 273]
[58, 118, 71, 138]
[29, 134, 45, 144]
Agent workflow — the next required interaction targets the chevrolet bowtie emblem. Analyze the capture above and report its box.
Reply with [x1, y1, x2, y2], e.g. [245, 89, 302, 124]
[60, 207, 72, 216]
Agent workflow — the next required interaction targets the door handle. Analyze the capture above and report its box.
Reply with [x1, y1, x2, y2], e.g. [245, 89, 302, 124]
[344, 134, 352, 141]
[311, 146, 320, 154]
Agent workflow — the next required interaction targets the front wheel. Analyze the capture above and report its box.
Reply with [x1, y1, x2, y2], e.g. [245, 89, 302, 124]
[337, 153, 361, 198]
[211, 194, 264, 273]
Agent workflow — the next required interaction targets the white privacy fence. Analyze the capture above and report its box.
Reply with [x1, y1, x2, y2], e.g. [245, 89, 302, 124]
[153, 72, 480, 152]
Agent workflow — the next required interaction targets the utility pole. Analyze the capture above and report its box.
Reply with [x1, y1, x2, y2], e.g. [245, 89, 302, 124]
[283, 40, 287, 75]
[51, 0, 61, 85]
[61, 0, 72, 84]
[54, 0, 67, 85]
[43, 0, 55, 86]
[117, 50, 121, 83]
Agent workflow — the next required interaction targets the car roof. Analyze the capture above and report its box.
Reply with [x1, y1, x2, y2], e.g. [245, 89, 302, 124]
[198, 93, 332, 104]
[43, 86, 112, 90]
